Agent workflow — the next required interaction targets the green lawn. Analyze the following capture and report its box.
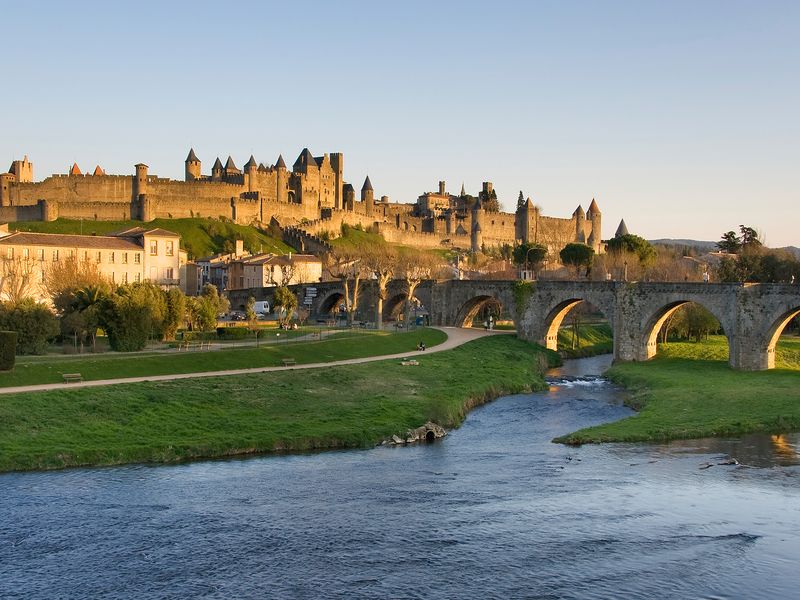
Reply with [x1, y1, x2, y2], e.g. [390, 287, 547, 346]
[657, 334, 800, 369]
[557, 322, 613, 358]
[0, 335, 558, 472]
[10, 218, 293, 259]
[556, 335, 800, 444]
[2, 328, 447, 388]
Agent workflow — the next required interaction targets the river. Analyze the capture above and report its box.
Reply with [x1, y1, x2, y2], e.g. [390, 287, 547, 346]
[1, 355, 798, 599]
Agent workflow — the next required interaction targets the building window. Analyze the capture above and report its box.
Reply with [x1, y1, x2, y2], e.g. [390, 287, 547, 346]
[134, 273, 141, 283]
[122, 252, 128, 264]
[22, 248, 29, 259]
[111, 272, 115, 283]
[134, 253, 141, 264]
[68, 249, 75, 258]
[7, 248, 13, 259]
[150, 240, 158, 255]
[166, 241, 174, 256]
[84, 250, 89, 261]
[52, 250, 59, 262]
[96, 251, 102, 263]
[109, 252, 115, 264]
[123, 272, 128, 283]
[165, 267, 174, 280]
[38, 248, 45, 261]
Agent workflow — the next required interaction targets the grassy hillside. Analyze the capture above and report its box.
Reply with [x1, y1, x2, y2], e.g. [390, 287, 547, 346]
[10, 218, 294, 259]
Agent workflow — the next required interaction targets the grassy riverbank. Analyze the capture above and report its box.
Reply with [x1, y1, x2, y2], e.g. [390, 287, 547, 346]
[556, 336, 800, 444]
[0, 335, 559, 472]
[1, 328, 446, 388]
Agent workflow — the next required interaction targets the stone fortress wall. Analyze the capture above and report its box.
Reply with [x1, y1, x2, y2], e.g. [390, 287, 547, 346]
[0, 151, 605, 255]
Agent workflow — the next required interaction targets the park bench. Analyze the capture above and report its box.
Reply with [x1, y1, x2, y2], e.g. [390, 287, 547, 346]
[281, 358, 297, 367]
[400, 359, 419, 366]
[62, 373, 83, 383]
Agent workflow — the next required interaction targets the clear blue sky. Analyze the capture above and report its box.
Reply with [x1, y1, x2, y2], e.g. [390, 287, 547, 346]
[3, 1, 798, 245]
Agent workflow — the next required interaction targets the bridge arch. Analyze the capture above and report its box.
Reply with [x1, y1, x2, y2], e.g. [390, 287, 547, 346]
[317, 289, 346, 317]
[540, 298, 613, 352]
[383, 293, 408, 321]
[639, 299, 732, 363]
[454, 295, 505, 328]
[758, 305, 800, 369]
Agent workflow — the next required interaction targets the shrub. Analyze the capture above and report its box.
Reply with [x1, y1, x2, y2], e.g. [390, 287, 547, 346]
[216, 327, 250, 340]
[0, 331, 16, 370]
[0, 300, 59, 355]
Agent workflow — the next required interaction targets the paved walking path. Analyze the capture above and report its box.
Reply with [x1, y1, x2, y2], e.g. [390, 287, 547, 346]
[0, 328, 510, 396]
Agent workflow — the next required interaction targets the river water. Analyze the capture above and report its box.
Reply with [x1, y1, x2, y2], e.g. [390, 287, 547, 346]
[1, 355, 799, 599]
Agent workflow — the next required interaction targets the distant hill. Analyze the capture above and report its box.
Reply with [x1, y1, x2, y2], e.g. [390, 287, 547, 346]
[779, 246, 800, 259]
[10, 218, 295, 259]
[649, 239, 718, 252]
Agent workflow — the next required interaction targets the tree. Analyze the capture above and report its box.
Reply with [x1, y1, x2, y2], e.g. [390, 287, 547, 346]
[717, 231, 741, 254]
[163, 288, 186, 341]
[273, 286, 297, 326]
[187, 284, 228, 334]
[559, 243, 594, 279]
[99, 283, 168, 352]
[0, 300, 59, 355]
[512, 243, 547, 277]
[397, 250, 442, 324]
[363, 245, 397, 329]
[517, 191, 525, 210]
[606, 234, 657, 266]
[44, 256, 107, 315]
[325, 249, 370, 326]
[69, 284, 109, 351]
[245, 295, 259, 343]
[268, 257, 297, 287]
[480, 187, 500, 212]
[739, 225, 762, 249]
[0, 256, 38, 304]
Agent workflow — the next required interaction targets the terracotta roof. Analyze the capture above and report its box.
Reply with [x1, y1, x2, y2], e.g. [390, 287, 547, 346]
[572, 204, 585, 217]
[0, 231, 142, 250]
[69, 163, 82, 176]
[587, 198, 601, 215]
[92, 165, 105, 176]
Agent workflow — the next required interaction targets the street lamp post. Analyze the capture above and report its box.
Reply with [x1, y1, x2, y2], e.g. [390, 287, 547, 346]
[524, 246, 539, 281]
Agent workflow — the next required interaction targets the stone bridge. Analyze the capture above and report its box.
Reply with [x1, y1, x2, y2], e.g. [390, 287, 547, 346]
[228, 279, 800, 371]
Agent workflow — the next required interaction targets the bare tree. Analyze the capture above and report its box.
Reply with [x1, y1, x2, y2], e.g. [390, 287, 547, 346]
[268, 257, 297, 287]
[397, 251, 443, 326]
[363, 245, 397, 329]
[0, 256, 38, 304]
[44, 256, 108, 313]
[325, 249, 370, 326]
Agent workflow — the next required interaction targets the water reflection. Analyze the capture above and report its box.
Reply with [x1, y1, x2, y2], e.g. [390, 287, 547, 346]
[663, 432, 800, 467]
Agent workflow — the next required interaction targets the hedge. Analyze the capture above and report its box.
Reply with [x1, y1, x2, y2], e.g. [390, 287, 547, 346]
[0, 330, 17, 371]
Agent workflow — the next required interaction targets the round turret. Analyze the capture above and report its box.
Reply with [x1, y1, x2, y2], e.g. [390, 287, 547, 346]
[134, 163, 149, 199]
[185, 148, 201, 181]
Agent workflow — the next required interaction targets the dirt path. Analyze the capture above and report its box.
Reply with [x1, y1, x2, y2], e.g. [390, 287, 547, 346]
[0, 328, 509, 395]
